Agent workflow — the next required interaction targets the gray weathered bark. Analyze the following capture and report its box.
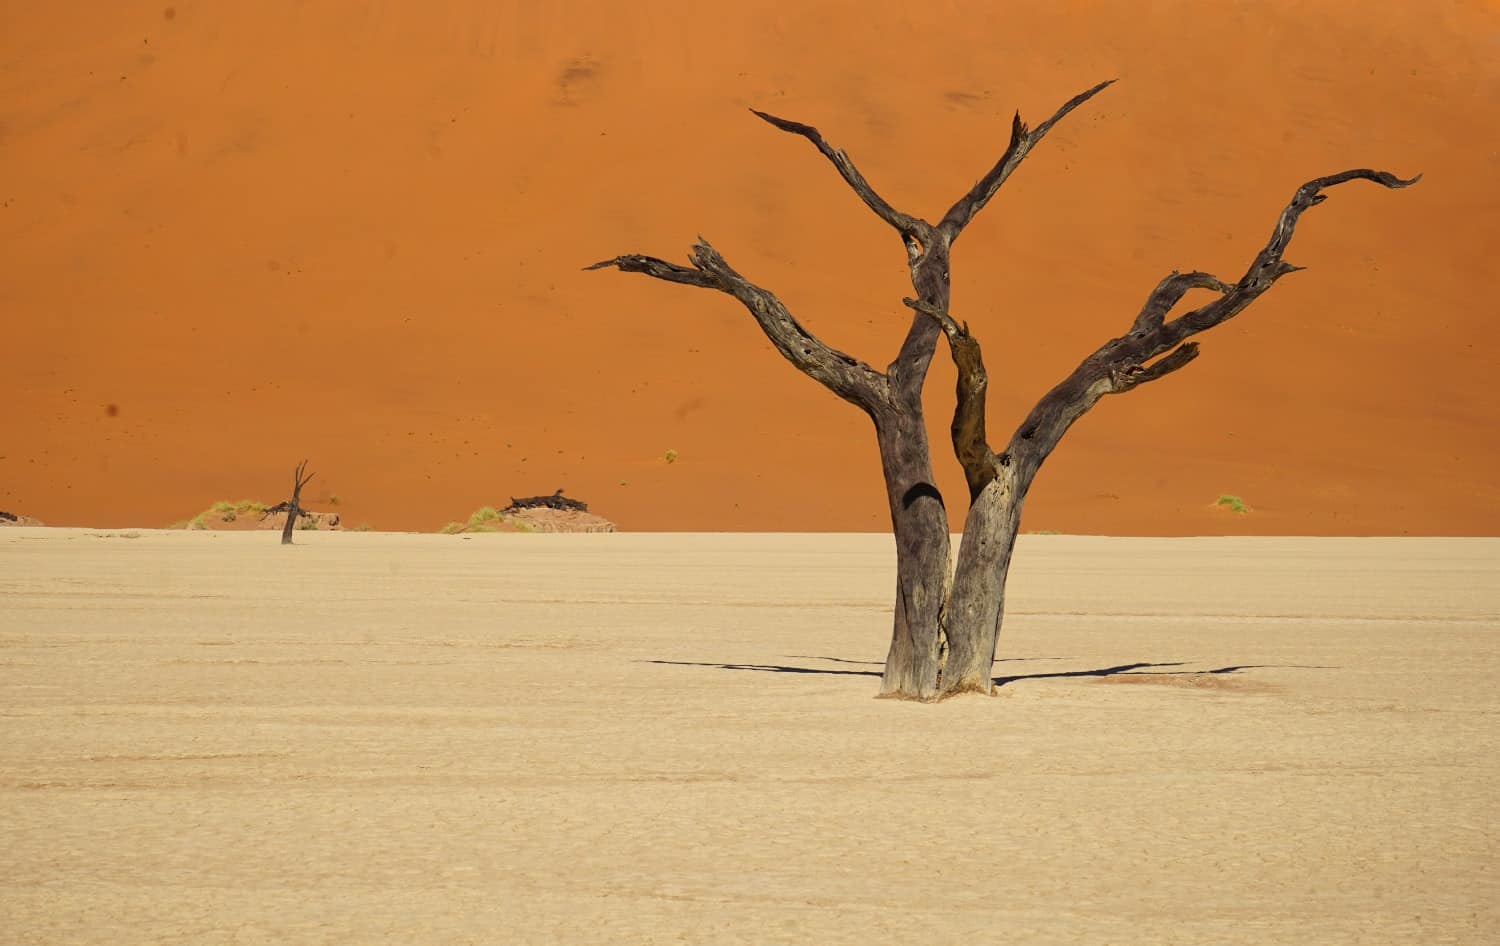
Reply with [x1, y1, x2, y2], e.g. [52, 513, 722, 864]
[588, 84, 1415, 700]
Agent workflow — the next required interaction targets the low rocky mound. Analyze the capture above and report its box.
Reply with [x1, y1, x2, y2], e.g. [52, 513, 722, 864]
[248, 509, 342, 533]
[505, 489, 615, 533]
[0, 510, 44, 527]
[442, 491, 616, 534]
[174, 501, 341, 532]
[503, 506, 617, 534]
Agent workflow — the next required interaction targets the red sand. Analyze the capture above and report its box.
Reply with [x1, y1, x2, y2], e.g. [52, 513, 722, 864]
[3, 2, 1497, 534]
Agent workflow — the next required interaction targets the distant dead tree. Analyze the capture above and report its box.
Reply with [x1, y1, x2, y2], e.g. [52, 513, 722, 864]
[263, 460, 315, 545]
[589, 81, 1415, 700]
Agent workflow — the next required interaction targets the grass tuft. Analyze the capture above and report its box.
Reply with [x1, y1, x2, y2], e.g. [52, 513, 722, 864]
[467, 506, 502, 529]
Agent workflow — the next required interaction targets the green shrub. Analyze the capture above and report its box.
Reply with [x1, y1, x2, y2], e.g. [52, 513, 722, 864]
[1216, 494, 1249, 514]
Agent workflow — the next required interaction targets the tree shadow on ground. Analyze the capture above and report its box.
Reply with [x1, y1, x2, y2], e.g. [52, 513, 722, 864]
[991, 661, 1288, 687]
[645, 660, 883, 678]
[785, 655, 1070, 667]
[642, 657, 1309, 686]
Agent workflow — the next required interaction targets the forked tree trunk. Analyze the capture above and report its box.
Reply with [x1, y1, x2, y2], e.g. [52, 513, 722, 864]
[589, 83, 1414, 701]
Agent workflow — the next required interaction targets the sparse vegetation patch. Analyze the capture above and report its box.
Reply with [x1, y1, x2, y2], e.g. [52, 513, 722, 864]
[1216, 494, 1250, 514]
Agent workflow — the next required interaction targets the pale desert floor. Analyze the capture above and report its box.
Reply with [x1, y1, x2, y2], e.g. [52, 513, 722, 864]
[2, 529, 1496, 945]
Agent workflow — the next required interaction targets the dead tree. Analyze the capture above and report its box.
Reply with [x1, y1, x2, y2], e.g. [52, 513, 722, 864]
[588, 82, 1415, 700]
[264, 460, 315, 545]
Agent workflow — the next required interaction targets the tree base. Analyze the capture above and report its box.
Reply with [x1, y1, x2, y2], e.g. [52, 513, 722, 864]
[936, 681, 996, 701]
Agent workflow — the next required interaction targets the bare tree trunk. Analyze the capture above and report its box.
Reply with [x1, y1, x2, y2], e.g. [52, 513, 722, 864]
[872, 240, 955, 698]
[938, 473, 1024, 696]
[873, 404, 949, 699]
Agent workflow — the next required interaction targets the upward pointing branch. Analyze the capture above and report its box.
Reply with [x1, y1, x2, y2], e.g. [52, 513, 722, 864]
[938, 79, 1115, 242]
[750, 109, 932, 250]
[753, 82, 1115, 258]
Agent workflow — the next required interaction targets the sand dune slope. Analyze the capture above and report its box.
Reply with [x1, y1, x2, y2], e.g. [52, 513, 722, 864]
[2, 530, 1496, 943]
[2, 2, 1497, 533]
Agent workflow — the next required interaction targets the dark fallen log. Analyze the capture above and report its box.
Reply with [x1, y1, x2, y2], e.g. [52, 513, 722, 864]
[505, 489, 589, 513]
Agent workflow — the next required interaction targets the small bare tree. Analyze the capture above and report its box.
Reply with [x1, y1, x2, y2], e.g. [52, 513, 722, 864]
[263, 460, 315, 545]
[589, 81, 1415, 700]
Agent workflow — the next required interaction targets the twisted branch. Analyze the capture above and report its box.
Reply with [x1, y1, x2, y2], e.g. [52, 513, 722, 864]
[587, 240, 889, 411]
[1156, 170, 1419, 345]
[904, 298, 1001, 498]
[1003, 168, 1418, 482]
[1130, 271, 1236, 335]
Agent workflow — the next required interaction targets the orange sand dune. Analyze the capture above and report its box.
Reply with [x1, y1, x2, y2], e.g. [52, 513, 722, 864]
[3, 2, 1497, 533]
